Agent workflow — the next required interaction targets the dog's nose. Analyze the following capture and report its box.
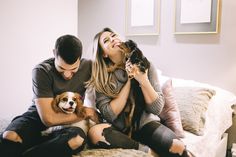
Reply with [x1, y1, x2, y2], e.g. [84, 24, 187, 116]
[69, 101, 74, 106]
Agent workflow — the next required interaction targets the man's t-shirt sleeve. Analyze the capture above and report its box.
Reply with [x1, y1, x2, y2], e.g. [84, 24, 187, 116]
[32, 67, 54, 99]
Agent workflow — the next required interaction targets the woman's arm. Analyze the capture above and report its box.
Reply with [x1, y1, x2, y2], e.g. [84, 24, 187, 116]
[110, 78, 131, 115]
[127, 62, 165, 115]
[96, 76, 131, 122]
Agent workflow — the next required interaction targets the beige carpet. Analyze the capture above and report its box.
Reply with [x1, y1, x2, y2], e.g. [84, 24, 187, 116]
[74, 148, 154, 157]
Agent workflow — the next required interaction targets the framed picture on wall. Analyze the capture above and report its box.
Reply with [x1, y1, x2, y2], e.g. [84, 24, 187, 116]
[174, 0, 221, 34]
[125, 0, 160, 36]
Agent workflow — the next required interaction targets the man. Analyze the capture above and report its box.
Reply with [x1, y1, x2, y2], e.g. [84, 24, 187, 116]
[0, 35, 95, 157]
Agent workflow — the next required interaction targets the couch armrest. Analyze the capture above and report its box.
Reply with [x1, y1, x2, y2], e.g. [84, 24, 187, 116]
[0, 118, 11, 133]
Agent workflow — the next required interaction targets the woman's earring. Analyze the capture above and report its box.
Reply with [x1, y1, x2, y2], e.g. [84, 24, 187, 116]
[103, 54, 108, 58]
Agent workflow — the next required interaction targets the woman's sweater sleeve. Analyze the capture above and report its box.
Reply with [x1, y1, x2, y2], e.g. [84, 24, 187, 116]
[145, 62, 165, 115]
[95, 91, 117, 123]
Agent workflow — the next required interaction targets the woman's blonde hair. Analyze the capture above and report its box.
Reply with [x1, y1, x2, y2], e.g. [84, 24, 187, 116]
[86, 28, 120, 98]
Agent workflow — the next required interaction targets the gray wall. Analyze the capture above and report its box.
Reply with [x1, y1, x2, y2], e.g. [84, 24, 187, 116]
[78, 0, 236, 95]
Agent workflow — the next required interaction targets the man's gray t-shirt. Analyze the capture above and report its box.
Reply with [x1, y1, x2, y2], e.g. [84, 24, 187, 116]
[32, 58, 92, 105]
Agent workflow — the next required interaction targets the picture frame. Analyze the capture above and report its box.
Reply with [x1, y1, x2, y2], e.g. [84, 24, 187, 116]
[174, 0, 221, 34]
[125, 0, 160, 36]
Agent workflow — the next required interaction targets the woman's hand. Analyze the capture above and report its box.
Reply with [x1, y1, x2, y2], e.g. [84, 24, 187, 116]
[125, 60, 149, 85]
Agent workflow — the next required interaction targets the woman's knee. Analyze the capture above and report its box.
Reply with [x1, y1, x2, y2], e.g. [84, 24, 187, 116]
[88, 123, 111, 145]
[2, 131, 22, 143]
[140, 121, 179, 153]
[169, 139, 185, 155]
[140, 121, 188, 156]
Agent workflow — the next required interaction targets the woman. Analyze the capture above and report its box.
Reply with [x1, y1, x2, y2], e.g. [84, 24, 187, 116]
[87, 27, 191, 157]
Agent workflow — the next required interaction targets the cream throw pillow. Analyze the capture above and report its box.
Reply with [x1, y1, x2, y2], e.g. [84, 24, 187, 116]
[173, 87, 216, 135]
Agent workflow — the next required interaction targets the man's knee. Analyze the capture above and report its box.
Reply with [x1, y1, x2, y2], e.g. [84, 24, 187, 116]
[2, 131, 22, 143]
[68, 135, 87, 155]
[64, 127, 87, 154]
[68, 135, 85, 150]
[169, 139, 185, 155]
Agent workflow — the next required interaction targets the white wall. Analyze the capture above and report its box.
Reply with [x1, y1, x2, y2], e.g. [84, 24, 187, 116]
[78, 0, 236, 95]
[0, 0, 78, 118]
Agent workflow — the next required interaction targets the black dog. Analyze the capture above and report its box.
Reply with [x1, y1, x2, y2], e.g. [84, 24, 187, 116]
[116, 40, 151, 137]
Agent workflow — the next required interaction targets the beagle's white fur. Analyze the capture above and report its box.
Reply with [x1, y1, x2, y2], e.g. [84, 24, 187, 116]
[41, 92, 98, 136]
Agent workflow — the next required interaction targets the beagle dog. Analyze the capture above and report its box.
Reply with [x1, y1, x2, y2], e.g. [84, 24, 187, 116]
[41, 92, 99, 136]
[52, 92, 84, 115]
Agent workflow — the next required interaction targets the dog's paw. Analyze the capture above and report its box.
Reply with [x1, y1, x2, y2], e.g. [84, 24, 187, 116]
[79, 107, 100, 124]
[87, 111, 101, 124]
[89, 114, 100, 124]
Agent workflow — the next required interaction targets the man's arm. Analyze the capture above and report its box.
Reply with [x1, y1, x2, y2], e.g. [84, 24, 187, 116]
[35, 98, 84, 127]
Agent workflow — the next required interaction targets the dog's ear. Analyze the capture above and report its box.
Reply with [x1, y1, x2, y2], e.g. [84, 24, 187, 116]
[120, 42, 130, 53]
[74, 93, 84, 115]
[74, 93, 83, 107]
[51, 94, 62, 113]
[127, 40, 137, 50]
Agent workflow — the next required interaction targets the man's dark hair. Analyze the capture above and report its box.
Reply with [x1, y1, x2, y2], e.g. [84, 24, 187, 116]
[54, 35, 82, 64]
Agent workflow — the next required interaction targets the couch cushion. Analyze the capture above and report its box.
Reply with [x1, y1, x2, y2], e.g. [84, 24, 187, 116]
[173, 87, 216, 135]
[159, 79, 185, 138]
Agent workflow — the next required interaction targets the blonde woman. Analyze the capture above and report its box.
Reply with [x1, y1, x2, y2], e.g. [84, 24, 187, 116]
[87, 27, 191, 157]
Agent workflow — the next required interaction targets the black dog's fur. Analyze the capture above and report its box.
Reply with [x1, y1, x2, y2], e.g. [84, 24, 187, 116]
[107, 40, 150, 74]
[123, 40, 150, 73]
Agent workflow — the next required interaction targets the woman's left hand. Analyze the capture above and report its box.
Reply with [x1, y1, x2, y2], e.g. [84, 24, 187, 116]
[125, 60, 148, 84]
